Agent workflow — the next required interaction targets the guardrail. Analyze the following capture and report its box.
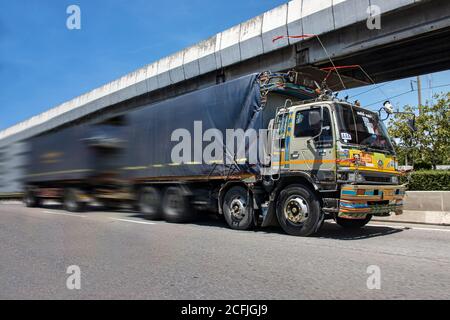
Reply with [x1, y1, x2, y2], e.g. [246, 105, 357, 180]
[404, 191, 450, 212]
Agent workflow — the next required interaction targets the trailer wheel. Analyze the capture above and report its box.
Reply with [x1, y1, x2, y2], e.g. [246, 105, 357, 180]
[63, 188, 86, 213]
[162, 186, 195, 223]
[222, 186, 254, 231]
[24, 189, 41, 208]
[276, 184, 322, 237]
[336, 215, 372, 229]
[139, 187, 163, 220]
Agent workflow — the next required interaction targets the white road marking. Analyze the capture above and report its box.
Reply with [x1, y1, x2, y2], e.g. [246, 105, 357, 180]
[405, 226, 450, 233]
[369, 223, 450, 233]
[329, 221, 450, 233]
[110, 218, 157, 225]
[42, 210, 86, 218]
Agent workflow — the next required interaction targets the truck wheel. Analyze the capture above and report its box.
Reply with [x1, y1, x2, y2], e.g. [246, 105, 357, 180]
[63, 188, 86, 213]
[139, 187, 162, 220]
[276, 184, 322, 237]
[222, 186, 254, 231]
[24, 189, 41, 208]
[162, 186, 195, 223]
[336, 215, 372, 229]
[102, 200, 118, 211]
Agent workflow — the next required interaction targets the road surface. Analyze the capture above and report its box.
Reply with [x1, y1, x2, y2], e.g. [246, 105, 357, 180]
[0, 203, 449, 300]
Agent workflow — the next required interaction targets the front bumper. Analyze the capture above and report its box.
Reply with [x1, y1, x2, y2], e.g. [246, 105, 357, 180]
[339, 184, 406, 219]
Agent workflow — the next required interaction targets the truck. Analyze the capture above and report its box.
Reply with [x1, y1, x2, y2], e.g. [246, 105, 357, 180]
[23, 71, 406, 236]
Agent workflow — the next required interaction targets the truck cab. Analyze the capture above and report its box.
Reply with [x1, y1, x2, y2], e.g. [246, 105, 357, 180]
[264, 98, 405, 233]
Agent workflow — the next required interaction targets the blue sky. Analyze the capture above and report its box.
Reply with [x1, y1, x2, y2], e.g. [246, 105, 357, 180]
[346, 71, 450, 113]
[1, 0, 449, 130]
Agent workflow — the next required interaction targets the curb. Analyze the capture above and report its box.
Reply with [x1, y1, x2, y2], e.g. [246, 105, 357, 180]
[374, 210, 450, 226]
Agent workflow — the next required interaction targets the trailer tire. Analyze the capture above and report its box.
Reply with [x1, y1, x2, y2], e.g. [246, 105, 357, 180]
[276, 184, 322, 237]
[139, 187, 163, 220]
[63, 188, 86, 213]
[162, 186, 195, 223]
[24, 189, 41, 208]
[222, 186, 254, 231]
[102, 201, 119, 211]
[336, 215, 372, 229]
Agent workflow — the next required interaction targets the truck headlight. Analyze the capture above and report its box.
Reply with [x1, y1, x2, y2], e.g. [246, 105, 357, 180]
[392, 176, 399, 184]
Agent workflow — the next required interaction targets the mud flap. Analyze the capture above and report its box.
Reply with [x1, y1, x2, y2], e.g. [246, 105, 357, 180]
[261, 201, 279, 227]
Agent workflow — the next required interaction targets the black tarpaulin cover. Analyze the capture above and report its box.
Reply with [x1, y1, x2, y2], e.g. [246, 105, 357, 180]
[119, 73, 265, 180]
[25, 73, 269, 183]
[26, 124, 94, 182]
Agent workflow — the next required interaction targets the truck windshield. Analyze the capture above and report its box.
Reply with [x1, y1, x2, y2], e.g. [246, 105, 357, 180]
[335, 104, 395, 154]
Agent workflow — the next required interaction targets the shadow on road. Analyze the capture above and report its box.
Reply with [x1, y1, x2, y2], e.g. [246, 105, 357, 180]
[39, 203, 405, 240]
[133, 211, 405, 240]
[314, 222, 404, 240]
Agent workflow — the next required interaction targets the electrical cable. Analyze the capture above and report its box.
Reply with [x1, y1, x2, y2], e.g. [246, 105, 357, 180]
[364, 83, 450, 108]
[349, 82, 390, 99]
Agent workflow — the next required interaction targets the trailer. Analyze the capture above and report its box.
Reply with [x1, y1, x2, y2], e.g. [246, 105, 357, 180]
[23, 72, 406, 236]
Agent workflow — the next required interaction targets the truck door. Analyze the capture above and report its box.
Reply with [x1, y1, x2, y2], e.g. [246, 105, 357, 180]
[269, 111, 290, 175]
[287, 105, 335, 176]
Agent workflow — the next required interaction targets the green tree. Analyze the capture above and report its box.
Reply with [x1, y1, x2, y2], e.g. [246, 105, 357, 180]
[388, 92, 450, 169]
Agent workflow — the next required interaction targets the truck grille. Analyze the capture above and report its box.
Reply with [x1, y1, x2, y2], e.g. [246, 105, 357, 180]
[363, 175, 391, 183]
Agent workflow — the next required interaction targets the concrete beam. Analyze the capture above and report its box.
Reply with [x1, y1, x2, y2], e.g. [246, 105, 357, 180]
[262, 4, 289, 53]
[220, 24, 242, 67]
[287, 0, 303, 45]
[333, 0, 370, 30]
[197, 36, 220, 75]
[183, 45, 201, 79]
[302, 0, 334, 36]
[239, 16, 264, 61]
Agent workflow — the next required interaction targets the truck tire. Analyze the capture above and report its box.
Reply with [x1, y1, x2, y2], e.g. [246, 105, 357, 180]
[102, 200, 119, 211]
[276, 184, 322, 237]
[336, 215, 372, 229]
[24, 189, 41, 208]
[222, 186, 254, 231]
[162, 186, 195, 223]
[63, 188, 86, 213]
[139, 187, 163, 220]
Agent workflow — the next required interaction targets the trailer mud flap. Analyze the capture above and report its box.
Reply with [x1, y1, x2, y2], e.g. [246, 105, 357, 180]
[261, 201, 279, 227]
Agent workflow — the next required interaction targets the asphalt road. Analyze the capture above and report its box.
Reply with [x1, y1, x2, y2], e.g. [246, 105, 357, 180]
[0, 203, 449, 300]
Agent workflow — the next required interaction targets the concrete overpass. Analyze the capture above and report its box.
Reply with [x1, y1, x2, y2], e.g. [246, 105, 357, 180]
[1, 0, 450, 193]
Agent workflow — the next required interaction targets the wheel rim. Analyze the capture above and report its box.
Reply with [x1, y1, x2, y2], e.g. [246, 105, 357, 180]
[229, 196, 247, 220]
[284, 195, 309, 225]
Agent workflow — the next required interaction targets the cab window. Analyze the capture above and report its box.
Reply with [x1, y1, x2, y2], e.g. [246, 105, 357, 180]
[294, 107, 333, 148]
